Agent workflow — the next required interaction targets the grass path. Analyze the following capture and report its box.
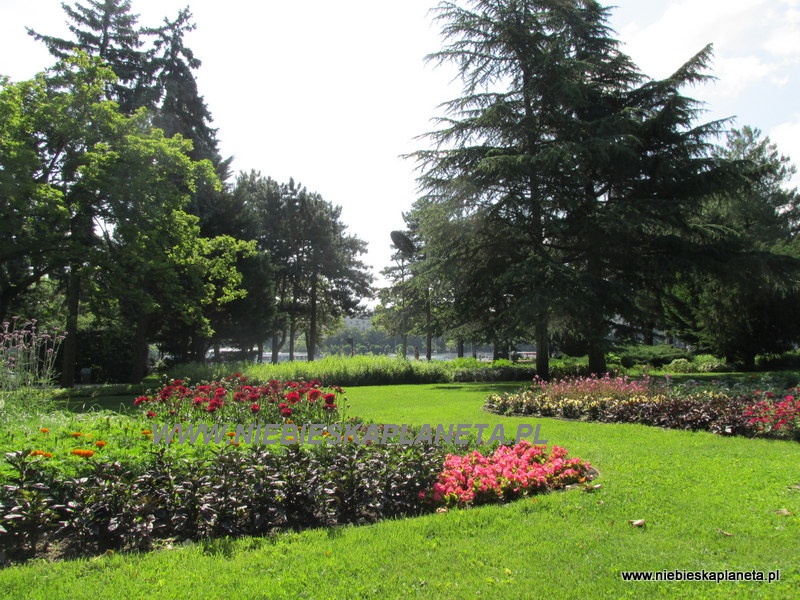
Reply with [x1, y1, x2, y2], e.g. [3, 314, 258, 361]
[1, 382, 798, 599]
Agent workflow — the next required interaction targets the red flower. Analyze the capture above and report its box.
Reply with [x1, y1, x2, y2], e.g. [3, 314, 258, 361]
[323, 393, 336, 405]
[286, 391, 301, 404]
[134, 396, 148, 406]
[250, 403, 260, 413]
[308, 389, 322, 402]
[281, 407, 293, 417]
[146, 411, 156, 418]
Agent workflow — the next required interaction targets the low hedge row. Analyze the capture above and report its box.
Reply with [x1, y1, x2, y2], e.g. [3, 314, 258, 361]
[0, 442, 446, 564]
[1, 436, 593, 565]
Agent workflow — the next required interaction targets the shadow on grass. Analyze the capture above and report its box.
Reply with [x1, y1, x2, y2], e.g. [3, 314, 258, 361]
[52, 383, 147, 414]
[431, 382, 527, 394]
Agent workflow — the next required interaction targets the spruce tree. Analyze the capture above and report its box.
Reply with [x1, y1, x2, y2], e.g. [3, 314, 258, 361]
[27, 0, 154, 113]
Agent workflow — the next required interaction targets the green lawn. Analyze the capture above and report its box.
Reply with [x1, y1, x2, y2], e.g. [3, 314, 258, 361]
[1, 382, 798, 599]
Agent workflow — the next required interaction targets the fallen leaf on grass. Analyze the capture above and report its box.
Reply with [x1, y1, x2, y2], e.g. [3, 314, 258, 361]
[628, 519, 646, 527]
[716, 529, 734, 537]
[436, 507, 449, 514]
[774, 508, 793, 516]
[583, 484, 602, 492]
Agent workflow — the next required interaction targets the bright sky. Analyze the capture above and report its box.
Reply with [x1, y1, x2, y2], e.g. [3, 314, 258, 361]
[2, 0, 799, 289]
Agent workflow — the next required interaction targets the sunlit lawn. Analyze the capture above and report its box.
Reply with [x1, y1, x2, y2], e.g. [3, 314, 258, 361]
[0, 382, 798, 599]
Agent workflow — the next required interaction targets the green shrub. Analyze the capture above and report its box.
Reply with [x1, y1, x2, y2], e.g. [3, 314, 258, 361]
[692, 354, 731, 373]
[616, 345, 690, 369]
[666, 358, 695, 373]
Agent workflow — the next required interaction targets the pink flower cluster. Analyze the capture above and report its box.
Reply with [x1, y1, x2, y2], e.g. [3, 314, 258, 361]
[530, 372, 659, 400]
[745, 389, 800, 437]
[421, 440, 592, 507]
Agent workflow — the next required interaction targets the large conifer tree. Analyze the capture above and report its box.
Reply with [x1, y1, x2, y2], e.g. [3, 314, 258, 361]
[413, 0, 733, 376]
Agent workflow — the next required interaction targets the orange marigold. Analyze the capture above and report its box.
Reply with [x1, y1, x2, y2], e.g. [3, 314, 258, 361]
[70, 432, 82, 438]
[39, 428, 50, 434]
[71, 449, 95, 458]
[95, 440, 107, 448]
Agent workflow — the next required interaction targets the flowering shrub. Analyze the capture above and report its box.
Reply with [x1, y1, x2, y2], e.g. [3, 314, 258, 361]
[420, 440, 593, 508]
[745, 389, 800, 440]
[133, 374, 344, 426]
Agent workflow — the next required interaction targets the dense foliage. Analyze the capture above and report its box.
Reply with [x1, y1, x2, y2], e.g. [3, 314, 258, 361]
[3, 2, 373, 383]
[375, 0, 800, 375]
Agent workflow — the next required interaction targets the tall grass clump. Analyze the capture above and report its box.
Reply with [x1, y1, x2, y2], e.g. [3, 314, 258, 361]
[1, 318, 65, 420]
[166, 355, 537, 387]
[1, 318, 64, 391]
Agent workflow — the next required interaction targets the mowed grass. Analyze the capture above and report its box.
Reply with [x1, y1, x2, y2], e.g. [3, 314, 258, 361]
[1, 382, 799, 599]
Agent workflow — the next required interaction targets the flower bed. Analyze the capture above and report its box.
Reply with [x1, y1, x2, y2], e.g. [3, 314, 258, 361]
[0, 376, 595, 565]
[484, 375, 800, 440]
[133, 375, 344, 426]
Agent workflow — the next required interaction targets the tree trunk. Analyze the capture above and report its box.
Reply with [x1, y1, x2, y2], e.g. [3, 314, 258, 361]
[493, 342, 510, 361]
[643, 323, 655, 346]
[425, 293, 432, 361]
[60, 265, 80, 388]
[257, 339, 264, 363]
[587, 341, 607, 375]
[271, 330, 285, 364]
[586, 253, 607, 375]
[129, 314, 150, 383]
[741, 352, 756, 371]
[535, 313, 550, 380]
[308, 271, 318, 361]
[457, 339, 464, 358]
[289, 319, 295, 361]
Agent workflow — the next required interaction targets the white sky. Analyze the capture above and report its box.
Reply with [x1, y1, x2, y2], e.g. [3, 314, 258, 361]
[2, 0, 799, 290]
